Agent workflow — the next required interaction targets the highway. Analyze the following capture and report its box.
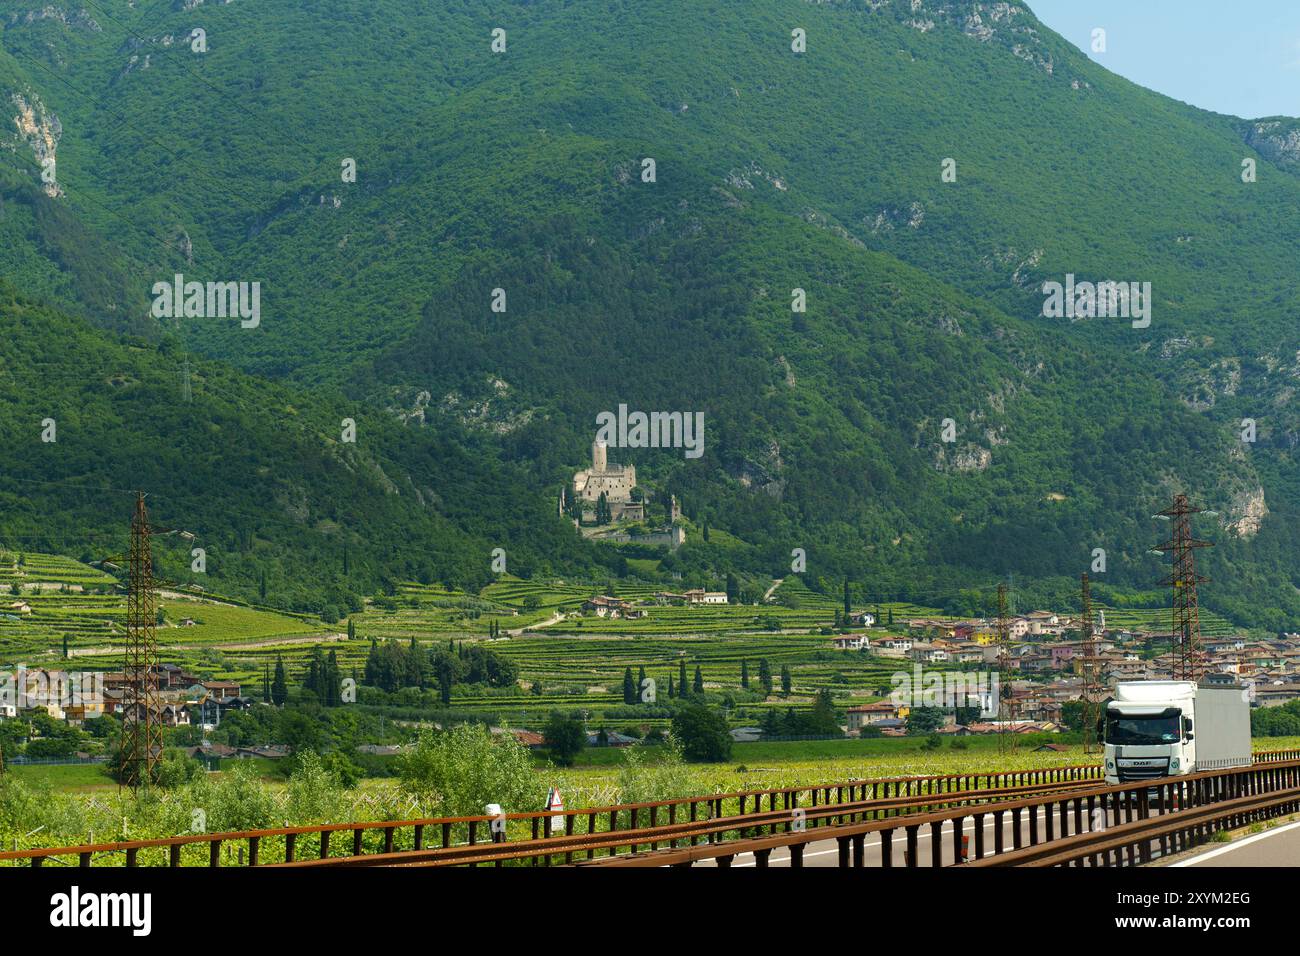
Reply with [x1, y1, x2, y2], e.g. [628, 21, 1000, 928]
[1170, 818, 1300, 867]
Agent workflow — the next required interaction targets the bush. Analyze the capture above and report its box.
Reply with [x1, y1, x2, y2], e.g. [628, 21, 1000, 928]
[616, 737, 695, 804]
[397, 724, 537, 817]
[188, 760, 278, 832]
[285, 750, 349, 823]
[156, 749, 204, 789]
[671, 703, 732, 763]
[543, 712, 585, 767]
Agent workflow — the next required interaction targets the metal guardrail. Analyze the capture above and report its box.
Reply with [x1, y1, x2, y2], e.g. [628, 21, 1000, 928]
[0, 764, 1101, 867]
[966, 783, 1300, 867]
[273, 776, 1103, 868]
[570, 757, 1300, 869]
[5, 751, 1297, 868]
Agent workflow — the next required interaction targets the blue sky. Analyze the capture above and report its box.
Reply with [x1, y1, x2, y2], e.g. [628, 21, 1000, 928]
[1029, 0, 1300, 118]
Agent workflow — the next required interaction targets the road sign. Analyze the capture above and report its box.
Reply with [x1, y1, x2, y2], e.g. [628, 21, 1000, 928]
[546, 787, 564, 833]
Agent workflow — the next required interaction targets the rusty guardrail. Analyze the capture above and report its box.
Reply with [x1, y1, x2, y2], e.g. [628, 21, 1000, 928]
[564, 757, 1300, 869]
[272, 775, 1101, 868]
[0, 764, 1100, 867]
[5, 750, 1297, 868]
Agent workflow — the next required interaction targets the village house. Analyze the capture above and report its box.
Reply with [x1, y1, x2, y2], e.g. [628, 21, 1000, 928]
[152, 663, 200, 690]
[683, 589, 728, 605]
[1255, 683, 1300, 707]
[908, 642, 949, 664]
[202, 680, 242, 701]
[878, 636, 913, 652]
[845, 701, 908, 732]
[582, 595, 645, 619]
[906, 619, 961, 640]
[952, 645, 991, 664]
[1047, 643, 1077, 669]
[868, 717, 908, 737]
[832, 635, 868, 651]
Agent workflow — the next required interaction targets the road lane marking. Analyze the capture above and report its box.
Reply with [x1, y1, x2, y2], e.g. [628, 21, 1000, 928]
[1170, 818, 1300, 867]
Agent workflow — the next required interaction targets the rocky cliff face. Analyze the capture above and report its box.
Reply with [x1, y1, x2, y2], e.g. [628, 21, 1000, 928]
[9, 91, 63, 198]
[817, 0, 1063, 77]
[1228, 486, 1268, 538]
[4, 6, 101, 31]
[1241, 119, 1300, 168]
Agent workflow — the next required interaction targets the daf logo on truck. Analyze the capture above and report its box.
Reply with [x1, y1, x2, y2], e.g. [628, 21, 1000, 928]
[1103, 678, 1252, 785]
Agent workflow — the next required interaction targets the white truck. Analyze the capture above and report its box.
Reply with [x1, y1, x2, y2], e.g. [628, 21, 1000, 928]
[1103, 679, 1252, 785]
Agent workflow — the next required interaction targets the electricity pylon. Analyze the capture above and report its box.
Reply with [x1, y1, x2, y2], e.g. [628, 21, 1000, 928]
[120, 493, 163, 790]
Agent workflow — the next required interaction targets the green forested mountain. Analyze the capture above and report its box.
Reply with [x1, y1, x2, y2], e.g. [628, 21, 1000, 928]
[2, 0, 1300, 625]
[0, 282, 607, 610]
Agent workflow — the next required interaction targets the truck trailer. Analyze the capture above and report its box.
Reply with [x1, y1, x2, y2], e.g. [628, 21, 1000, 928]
[1102, 679, 1252, 785]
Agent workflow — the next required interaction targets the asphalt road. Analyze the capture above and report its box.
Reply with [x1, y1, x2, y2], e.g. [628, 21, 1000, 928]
[1170, 818, 1300, 867]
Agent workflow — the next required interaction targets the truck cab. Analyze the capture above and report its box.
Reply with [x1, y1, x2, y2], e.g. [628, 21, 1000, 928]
[1103, 680, 1195, 784]
[1103, 679, 1251, 785]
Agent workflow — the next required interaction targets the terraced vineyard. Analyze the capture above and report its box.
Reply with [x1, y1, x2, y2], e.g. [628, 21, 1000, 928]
[0, 552, 335, 679]
[1093, 604, 1235, 638]
[443, 632, 914, 729]
[0, 551, 115, 589]
[0, 553, 1244, 726]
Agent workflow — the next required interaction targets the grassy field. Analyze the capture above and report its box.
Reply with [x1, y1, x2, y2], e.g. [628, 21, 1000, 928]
[5, 762, 117, 791]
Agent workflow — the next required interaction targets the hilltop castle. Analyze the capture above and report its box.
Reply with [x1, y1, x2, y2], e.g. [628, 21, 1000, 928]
[572, 440, 645, 522]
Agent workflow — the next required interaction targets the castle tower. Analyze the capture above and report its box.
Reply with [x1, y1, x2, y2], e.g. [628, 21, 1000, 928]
[592, 439, 608, 473]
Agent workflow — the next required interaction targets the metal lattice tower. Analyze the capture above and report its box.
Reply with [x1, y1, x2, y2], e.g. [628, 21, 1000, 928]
[120, 492, 162, 790]
[1079, 572, 1101, 753]
[1154, 494, 1212, 682]
[996, 582, 1010, 753]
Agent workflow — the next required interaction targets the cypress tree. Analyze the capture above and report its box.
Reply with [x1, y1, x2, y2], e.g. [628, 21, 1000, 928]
[780, 664, 792, 698]
[622, 667, 636, 705]
[364, 637, 379, 685]
[843, 577, 851, 618]
[693, 665, 703, 694]
[741, 660, 749, 689]
[326, 649, 342, 706]
[678, 659, 688, 697]
[271, 655, 288, 706]
[407, 636, 425, 688]
[305, 651, 321, 702]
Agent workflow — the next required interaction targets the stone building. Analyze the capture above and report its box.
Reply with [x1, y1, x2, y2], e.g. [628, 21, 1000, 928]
[572, 440, 645, 522]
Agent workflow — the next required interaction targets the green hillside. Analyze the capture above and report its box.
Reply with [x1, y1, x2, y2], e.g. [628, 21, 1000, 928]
[1, 1, 1299, 626]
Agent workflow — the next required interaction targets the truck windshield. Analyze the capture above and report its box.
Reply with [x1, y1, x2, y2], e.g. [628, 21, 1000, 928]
[1105, 713, 1180, 745]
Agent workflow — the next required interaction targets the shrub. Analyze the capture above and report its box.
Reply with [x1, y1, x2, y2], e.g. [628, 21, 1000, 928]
[397, 724, 537, 818]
